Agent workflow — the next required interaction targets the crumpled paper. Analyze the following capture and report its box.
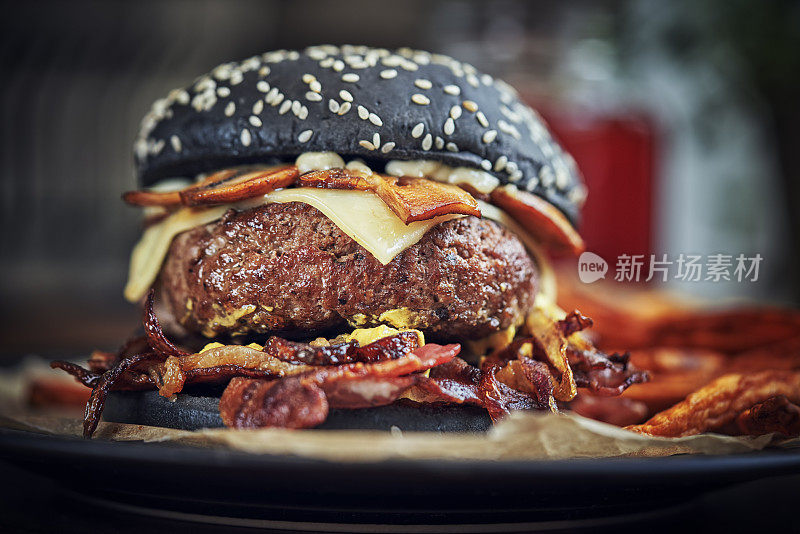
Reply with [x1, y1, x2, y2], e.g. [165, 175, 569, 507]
[1, 357, 797, 461]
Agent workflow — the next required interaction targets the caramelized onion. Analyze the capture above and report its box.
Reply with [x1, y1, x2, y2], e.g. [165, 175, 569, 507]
[83, 352, 161, 438]
[143, 289, 189, 359]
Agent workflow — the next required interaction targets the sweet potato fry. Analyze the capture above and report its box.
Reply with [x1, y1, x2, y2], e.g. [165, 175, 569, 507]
[729, 395, 800, 437]
[626, 370, 800, 437]
[622, 348, 727, 414]
[567, 394, 649, 427]
[649, 309, 800, 354]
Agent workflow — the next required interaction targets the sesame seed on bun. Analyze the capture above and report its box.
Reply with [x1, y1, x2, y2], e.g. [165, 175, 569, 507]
[134, 45, 585, 224]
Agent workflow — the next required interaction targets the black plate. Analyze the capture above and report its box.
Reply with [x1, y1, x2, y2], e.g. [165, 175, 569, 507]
[1, 427, 799, 531]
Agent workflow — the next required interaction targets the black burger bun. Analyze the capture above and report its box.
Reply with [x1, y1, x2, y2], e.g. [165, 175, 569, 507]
[103, 390, 492, 433]
[134, 45, 585, 224]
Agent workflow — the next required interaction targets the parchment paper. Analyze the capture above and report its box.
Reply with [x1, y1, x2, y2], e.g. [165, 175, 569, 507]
[2, 357, 797, 461]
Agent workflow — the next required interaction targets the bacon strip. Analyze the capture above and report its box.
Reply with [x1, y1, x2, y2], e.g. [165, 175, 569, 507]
[154, 332, 424, 397]
[220, 377, 330, 430]
[525, 309, 579, 401]
[300, 168, 480, 223]
[323, 376, 419, 409]
[568, 347, 648, 396]
[490, 185, 585, 255]
[558, 310, 594, 338]
[124, 165, 479, 224]
[181, 166, 300, 206]
[405, 357, 483, 405]
[219, 343, 460, 429]
[154, 346, 314, 397]
[263, 331, 420, 365]
[479, 358, 554, 422]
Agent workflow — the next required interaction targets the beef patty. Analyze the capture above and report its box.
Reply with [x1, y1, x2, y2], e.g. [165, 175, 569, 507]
[159, 202, 539, 341]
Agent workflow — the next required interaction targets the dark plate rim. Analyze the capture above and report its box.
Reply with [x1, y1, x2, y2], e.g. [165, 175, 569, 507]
[3, 426, 800, 483]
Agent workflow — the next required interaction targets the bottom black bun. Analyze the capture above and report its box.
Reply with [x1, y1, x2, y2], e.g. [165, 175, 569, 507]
[103, 390, 492, 433]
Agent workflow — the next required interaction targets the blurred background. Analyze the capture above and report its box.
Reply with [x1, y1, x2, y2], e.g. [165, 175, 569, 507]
[1, 0, 799, 360]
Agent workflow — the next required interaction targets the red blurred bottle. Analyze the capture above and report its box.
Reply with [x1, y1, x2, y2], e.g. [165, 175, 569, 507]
[537, 104, 657, 264]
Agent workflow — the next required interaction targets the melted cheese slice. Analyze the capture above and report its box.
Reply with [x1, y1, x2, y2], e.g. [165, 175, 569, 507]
[124, 206, 228, 302]
[249, 188, 462, 264]
[124, 188, 556, 305]
[124, 188, 460, 302]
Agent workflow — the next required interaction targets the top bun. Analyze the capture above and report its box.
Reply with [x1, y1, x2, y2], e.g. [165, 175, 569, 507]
[134, 45, 585, 224]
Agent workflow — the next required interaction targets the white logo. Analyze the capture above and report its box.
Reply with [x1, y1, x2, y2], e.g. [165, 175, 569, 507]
[578, 252, 608, 283]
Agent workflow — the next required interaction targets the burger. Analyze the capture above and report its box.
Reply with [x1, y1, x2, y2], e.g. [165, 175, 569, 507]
[53, 45, 646, 437]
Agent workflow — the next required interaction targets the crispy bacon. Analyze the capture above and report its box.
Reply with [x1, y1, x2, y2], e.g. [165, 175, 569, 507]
[86, 335, 151, 374]
[323, 376, 419, 409]
[300, 168, 480, 223]
[408, 357, 483, 405]
[263, 331, 420, 365]
[153, 332, 423, 397]
[490, 185, 585, 255]
[568, 346, 649, 396]
[154, 345, 314, 397]
[87, 351, 116, 374]
[263, 338, 358, 365]
[220, 377, 329, 429]
[525, 311, 577, 401]
[181, 166, 299, 206]
[121, 189, 182, 207]
[219, 343, 460, 429]
[479, 357, 554, 422]
[558, 310, 594, 338]
[355, 331, 423, 362]
[124, 166, 480, 224]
